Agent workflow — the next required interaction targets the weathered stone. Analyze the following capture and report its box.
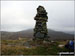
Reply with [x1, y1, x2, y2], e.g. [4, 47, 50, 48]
[34, 5, 49, 40]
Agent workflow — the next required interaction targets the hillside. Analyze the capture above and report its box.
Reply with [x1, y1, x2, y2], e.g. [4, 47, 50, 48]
[1, 29, 74, 40]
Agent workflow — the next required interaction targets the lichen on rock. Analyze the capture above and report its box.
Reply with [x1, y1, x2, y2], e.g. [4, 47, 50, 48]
[33, 5, 49, 41]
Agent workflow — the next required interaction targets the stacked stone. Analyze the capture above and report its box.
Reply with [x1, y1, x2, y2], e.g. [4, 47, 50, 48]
[34, 6, 49, 40]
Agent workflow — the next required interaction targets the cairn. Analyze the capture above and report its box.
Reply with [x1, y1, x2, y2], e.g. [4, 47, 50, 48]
[33, 6, 49, 41]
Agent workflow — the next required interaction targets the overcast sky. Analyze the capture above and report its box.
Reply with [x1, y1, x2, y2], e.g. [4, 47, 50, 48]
[1, 1, 74, 32]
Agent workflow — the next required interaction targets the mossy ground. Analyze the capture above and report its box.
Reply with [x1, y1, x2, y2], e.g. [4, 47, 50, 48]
[1, 38, 74, 55]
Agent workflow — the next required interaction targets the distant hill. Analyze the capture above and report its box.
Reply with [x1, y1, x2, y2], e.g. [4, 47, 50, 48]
[64, 31, 74, 35]
[1, 29, 74, 40]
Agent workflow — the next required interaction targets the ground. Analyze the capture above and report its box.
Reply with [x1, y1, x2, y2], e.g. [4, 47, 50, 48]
[1, 38, 74, 55]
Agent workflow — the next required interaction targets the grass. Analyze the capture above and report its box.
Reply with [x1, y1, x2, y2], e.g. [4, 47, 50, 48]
[1, 39, 74, 55]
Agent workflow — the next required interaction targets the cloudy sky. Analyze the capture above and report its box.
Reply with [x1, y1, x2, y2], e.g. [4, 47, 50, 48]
[1, 1, 74, 32]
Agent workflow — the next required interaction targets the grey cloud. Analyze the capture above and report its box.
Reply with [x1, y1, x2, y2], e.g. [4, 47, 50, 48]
[1, 1, 74, 32]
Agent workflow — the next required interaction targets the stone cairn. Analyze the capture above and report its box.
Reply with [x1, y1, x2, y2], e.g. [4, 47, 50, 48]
[33, 6, 49, 41]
